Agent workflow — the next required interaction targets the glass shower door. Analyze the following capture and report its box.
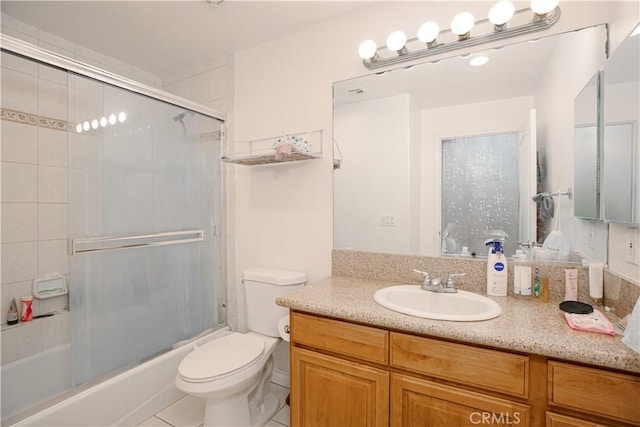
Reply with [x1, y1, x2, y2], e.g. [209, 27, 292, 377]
[67, 75, 223, 385]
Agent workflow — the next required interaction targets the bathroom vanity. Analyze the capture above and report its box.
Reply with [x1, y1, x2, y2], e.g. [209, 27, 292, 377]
[278, 276, 640, 427]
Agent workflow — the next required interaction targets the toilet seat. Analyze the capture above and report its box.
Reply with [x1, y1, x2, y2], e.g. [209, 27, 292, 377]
[178, 333, 265, 383]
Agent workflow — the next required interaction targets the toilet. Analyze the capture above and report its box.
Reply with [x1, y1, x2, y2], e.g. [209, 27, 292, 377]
[176, 268, 306, 427]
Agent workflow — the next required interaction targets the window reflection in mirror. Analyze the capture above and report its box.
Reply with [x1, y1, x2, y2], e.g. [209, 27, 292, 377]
[441, 132, 522, 256]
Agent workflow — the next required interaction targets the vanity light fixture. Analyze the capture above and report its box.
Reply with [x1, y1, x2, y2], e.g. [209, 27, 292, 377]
[530, 0, 559, 18]
[358, 0, 561, 70]
[386, 30, 408, 55]
[75, 112, 127, 134]
[489, 1, 515, 31]
[417, 21, 440, 47]
[451, 12, 475, 40]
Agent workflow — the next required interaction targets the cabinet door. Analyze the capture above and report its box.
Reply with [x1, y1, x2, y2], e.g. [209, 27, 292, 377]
[291, 347, 389, 427]
[391, 373, 530, 427]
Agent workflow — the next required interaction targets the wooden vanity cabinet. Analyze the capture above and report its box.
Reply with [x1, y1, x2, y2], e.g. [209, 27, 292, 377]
[289, 311, 640, 427]
[290, 312, 390, 427]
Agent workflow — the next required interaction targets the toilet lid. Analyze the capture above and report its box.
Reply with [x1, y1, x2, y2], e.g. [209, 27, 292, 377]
[178, 333, 265, 383]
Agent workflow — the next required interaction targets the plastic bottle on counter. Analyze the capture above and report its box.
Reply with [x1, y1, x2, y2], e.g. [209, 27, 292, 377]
[533, 263, 549, 302]
[513, 249, 532, 297]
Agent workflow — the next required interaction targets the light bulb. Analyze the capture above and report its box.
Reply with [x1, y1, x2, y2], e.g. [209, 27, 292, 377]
[417, 21, 440, 44]
[100, 117, 107, 127]
[470, 56, 490, 66]
[631, 24, 640, 37]
[451, 12, 475, 38]
[91, 119, 99, 129]
[531, 0, 559, 16]
[75, 123, 83, 133]
[358, 40, 378, 60]
[108, 114, 117, 125]
[118, 112, 126, 123]
[386, 30, 407, 52]
[83, 121, 90, 131]
[489, 1, 515, 26]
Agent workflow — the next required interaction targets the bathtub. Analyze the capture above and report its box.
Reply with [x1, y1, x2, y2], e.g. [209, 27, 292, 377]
[4, 327, 230, 426]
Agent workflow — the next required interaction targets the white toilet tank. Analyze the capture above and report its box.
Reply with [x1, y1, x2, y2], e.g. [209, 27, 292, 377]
[243, 268, 306, 337]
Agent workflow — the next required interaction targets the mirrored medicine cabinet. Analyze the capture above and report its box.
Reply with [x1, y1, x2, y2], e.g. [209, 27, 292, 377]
[602, 28, 640, 225]
[573, 72, 602, 221]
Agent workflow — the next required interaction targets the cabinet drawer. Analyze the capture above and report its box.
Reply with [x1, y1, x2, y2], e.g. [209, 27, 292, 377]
[546, 412, 606, 427]
[291, 312, 389, 365]
[548, 361, 640, 425]
[390, 332, 529, 398]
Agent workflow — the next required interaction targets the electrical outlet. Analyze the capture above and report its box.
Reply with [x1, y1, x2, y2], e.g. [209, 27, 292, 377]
[380, 214, 396, 226]
[588, 222, 596, 249]
[626, 229, 639, 265]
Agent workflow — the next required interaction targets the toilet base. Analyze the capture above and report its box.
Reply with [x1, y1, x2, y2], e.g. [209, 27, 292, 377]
[250, 392, 279, 427]
[203, 390, 251, 427]
[202, 390, 279, 427]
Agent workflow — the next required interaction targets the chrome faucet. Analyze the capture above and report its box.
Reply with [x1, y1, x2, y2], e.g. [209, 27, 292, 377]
[413, 269, 433, 291]
[443, 273, 466, 293]
[414, 269, 466, 293]
[413, 269, 445, 292]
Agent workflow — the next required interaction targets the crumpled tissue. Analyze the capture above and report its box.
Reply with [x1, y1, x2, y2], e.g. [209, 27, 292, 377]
[622, 296, 640, 354]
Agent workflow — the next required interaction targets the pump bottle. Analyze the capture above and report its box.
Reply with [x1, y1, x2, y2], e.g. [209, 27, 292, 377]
[485, 239, 508, 296]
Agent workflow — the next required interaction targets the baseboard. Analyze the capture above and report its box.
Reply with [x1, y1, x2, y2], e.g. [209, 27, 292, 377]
[271, 368, 290, 388]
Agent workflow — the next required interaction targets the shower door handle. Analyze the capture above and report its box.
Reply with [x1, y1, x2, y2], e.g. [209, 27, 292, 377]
[69, 229, 205, 255]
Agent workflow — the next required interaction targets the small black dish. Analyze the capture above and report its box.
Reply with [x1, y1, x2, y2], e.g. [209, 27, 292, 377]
[559, 300, 594, 314]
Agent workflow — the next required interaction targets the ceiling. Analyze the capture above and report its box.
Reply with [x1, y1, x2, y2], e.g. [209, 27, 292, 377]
[1, 0, 369, 78]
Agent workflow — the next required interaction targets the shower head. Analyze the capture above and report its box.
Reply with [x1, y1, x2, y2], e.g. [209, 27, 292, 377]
[172, 110, 194, 134]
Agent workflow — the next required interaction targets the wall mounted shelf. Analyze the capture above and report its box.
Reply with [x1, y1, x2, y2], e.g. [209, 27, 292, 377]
[222, 129, 323, 166]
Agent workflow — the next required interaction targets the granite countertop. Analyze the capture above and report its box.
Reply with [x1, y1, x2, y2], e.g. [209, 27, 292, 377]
[276, 276, 640, 374]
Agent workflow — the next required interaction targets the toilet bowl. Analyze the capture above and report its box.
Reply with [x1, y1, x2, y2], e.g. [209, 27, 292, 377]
[176, 268, 306, 427]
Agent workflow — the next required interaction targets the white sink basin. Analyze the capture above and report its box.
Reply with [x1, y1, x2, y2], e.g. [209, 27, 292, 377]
[373, 285, 502, 321]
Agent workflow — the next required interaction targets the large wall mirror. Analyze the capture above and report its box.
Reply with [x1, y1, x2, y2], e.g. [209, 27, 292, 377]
[603, 27, 640, 225]
[333, 25, 607, 260]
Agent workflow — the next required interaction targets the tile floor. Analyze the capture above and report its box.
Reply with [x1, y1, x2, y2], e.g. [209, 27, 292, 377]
[137, 383, 290, 427]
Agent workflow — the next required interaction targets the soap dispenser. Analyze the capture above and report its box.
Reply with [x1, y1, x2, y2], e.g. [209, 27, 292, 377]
[485, 238, 508, 296]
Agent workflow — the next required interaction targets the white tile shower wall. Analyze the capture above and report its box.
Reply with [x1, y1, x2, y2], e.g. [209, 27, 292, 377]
[162, 54, 232, 114]
[1, 52, 70, 331]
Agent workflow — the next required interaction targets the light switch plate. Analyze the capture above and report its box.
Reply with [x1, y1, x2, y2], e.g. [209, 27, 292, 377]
[380, 214, 396, 226]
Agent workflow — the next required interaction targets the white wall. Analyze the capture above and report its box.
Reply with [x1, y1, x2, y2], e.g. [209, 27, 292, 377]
[420, 96, 535, 254]
[334, 94, 412, 253]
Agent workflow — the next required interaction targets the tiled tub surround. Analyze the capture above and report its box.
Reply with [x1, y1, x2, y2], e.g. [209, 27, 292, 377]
[275, 249, 640, 374]
[1, 53, 71, 329]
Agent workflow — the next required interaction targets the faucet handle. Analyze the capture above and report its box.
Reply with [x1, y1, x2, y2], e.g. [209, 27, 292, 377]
[446, 273, 466, 287]
[413, 269, 431, 284]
